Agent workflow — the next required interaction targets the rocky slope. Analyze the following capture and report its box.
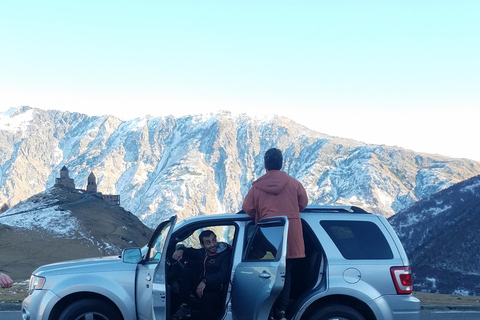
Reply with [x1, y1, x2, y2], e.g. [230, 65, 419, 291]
[0, 187, 153, 280]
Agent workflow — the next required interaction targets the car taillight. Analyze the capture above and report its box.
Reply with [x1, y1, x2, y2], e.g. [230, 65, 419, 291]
[390, 266, 413, 294]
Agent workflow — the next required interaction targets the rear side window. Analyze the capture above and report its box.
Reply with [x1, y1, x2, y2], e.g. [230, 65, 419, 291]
[320, 220, 393, 260]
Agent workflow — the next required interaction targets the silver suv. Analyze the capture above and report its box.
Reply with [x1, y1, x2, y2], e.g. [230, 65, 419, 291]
[22, 205, 420, 320]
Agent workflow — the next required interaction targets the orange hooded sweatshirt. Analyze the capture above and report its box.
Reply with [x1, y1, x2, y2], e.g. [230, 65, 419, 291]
[242, 170, 308, 259]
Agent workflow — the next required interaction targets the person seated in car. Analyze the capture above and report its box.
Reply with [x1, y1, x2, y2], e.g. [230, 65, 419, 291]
[171, 230, 232, 320]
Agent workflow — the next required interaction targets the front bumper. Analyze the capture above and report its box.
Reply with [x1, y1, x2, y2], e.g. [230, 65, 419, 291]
[22, 289, 61, 320]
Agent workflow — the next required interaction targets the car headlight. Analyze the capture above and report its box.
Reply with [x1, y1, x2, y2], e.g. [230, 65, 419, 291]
[28, 275, 46, 295]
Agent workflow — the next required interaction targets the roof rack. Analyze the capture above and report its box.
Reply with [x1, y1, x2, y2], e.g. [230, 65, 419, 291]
[237, 205, 369, 215]
[302, 205, 369, 214]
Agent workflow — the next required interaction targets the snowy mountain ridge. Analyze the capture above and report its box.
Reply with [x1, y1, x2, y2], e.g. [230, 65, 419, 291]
[1, 106, 480, 228]
[389, 174, 480, 294]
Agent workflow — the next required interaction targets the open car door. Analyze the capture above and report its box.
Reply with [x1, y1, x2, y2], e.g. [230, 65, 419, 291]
[136, 215, 177, 320]
[231, 217, 289, 320]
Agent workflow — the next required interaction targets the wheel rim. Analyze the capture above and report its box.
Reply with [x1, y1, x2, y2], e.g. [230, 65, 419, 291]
[74, 312, 110, 320]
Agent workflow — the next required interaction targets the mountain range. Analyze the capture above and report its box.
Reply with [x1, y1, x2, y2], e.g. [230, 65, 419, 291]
[1, 106, 479, 229]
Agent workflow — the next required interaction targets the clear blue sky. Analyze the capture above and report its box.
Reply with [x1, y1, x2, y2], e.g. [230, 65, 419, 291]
[1, 1, 479, 161]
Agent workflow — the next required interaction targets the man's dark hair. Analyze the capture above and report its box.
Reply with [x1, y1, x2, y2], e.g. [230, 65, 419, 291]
[199, 230, 216, 245]
[264, 148, 283, 171]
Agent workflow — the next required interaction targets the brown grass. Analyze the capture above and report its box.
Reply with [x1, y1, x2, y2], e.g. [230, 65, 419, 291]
[0, 281, 29, 303]
[413, 291, 480, 306]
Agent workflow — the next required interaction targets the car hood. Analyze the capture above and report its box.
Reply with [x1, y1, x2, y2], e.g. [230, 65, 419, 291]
[33, 255, 136, 277]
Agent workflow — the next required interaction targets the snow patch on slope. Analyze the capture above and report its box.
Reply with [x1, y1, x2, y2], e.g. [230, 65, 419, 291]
[0, 190, 80, 237]
[0, 204, 79, 237]
[462, 180, 480, 194]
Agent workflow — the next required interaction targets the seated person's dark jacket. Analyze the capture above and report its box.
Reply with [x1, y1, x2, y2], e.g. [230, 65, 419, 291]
[180, 242, 232, 291]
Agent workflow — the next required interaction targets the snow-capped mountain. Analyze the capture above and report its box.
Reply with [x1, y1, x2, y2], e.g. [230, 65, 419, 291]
[1, 106, 479, 228]
[389, 175, 480, 295]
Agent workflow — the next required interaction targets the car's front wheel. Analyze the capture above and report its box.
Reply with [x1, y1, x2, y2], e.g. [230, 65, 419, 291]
[58, 298, 122, 320]
[308, 304, 366, 320]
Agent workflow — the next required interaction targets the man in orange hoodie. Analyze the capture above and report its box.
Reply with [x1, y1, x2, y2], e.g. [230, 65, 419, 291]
[242, 148, 308, 320]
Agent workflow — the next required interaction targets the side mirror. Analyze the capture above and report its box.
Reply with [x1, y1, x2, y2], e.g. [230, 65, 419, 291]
[122, 247, 142, 264]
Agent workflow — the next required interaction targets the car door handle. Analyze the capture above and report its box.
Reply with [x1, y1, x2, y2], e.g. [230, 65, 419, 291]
[259, 271, 271, 279]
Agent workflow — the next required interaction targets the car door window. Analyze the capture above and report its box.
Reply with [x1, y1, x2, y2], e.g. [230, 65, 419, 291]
[177, 225, 236, 248]
[148, 220, 173, 262]
[321, 220, 393, 259]
[244, 224, 284, 261]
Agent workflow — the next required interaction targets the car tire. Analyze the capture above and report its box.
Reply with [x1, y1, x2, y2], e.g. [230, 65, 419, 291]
[58, 298, 122, 320]
[308, 304, 366, 320]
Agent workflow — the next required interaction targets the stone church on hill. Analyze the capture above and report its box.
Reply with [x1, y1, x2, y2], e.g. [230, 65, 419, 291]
[54, 166, 120, 205]
[54, 166, 75, 189]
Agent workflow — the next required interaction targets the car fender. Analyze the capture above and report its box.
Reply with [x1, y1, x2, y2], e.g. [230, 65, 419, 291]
[47, 270, 136, 319]
[292, 286, 382, 320]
